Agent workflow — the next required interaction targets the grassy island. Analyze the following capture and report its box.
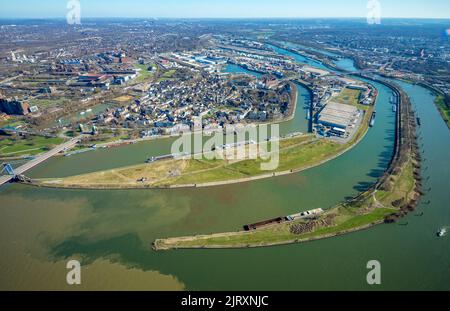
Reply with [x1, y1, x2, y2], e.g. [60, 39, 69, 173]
[153, 155, 418, 250]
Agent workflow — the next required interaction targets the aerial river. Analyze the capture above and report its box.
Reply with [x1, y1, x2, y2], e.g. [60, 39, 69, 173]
[0, 45, 448, 290]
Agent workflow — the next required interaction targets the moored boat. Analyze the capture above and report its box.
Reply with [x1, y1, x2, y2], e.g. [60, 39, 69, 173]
[369, 111, 376, 127]
[437, 228, 447, 237]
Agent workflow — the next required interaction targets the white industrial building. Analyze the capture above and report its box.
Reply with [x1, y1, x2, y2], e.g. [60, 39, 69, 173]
[317, 102, 359, 130]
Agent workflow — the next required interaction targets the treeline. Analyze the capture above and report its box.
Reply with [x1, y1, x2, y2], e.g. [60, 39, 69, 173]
[380, 86, 422, 222]
[342, 80, 422, 223]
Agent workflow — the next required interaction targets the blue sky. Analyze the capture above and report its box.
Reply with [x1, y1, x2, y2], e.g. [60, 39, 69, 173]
[0, 0, 449, 19]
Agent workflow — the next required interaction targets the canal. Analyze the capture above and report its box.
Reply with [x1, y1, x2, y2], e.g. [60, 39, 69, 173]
[0, 45, 448, 290]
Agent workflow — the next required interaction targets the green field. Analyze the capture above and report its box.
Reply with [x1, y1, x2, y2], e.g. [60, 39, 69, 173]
[37, 134, 348, 188]
[133, 63, 156, 83]
[153, 207, 396, 250]
[28, 98, 69, 108]
[332, 87, 367, 110]
[157, 70, 177, 82]
[0, 135, 64, 157]
[435, 96, 450, 129]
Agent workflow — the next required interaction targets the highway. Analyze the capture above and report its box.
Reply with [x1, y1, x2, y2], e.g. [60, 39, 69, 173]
[0, 136, 81, 187]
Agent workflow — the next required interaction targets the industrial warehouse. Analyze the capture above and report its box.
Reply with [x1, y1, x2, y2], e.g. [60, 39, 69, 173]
[316, 102, 361, 139]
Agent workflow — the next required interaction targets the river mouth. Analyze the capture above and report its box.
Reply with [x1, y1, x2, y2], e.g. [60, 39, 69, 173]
[1, 43, 448, 291]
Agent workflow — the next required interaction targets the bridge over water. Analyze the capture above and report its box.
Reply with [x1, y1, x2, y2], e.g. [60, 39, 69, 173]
[0, 136, 81, 187]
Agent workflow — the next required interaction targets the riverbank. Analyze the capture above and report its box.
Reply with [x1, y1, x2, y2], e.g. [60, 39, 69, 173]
[419, 84, 449, 129]
[154, 79, 422, 250]
[376, 74, 449, 131]
[434, 96, 450, 129]
[417, 81, 450, 129]
[284, 82, 298, 123]
[28, 100, 372, 190]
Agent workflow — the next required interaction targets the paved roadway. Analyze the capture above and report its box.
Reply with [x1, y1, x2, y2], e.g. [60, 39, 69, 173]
[0, 136, 81, 187]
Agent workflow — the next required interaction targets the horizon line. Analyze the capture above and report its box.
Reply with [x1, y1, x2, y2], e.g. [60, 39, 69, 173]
[1, 16, 450, 20]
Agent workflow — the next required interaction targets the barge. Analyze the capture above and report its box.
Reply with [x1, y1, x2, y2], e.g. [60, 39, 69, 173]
[146, 154, 175, 163]
[244, 217, 286, 231]
[243, 208, 325, 231]
[369, 111, 377, 127]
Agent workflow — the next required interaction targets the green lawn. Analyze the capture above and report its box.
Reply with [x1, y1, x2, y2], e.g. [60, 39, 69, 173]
[332, 87, 367, 110]
[28, 98, 68, 108]
[167, 166, 246, 186]
[164, 137, 338, 185]
[134, 63, 156, 83]
[435, 96, 450, 129]
[157, 69, 177, 82]
[154, 207, 395, 249]
[375, 158, 416, 206]
[183, 159, 224, 173]
[0, 135, 64, 157]
[227, 139, 339, 175]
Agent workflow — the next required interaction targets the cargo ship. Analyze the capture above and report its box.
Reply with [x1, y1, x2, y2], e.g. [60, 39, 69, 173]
[146, 154, 174, 163]
[369, 111, 376, 127]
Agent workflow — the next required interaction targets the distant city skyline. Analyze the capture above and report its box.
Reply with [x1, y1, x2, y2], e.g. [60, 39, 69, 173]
[0, 0, 450, 19]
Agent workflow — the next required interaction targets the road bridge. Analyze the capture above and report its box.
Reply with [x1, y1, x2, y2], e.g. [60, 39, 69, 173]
[0, 136, 81, 187]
